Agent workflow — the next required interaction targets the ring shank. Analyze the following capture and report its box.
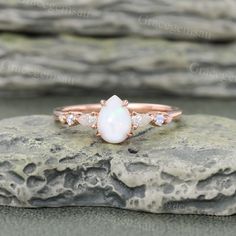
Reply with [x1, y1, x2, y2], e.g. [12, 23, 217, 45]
[54, 103, 182, 120]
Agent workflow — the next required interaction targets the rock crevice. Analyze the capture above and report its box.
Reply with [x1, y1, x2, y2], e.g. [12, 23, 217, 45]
[0, 115, 236, 215]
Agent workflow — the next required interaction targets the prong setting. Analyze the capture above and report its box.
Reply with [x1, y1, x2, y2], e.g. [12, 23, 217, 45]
[58, 115, 66, 124]
[91, 124, 97, 129]
[91, 112, 98, 116]
[122, 100, 129, 107]
[127, 132, 133, 138]
[100, 100, 106, 106]
[132, 124, 139, 130]
[66, 113, 77, 127]
[154, 113, 166, 126]
[54, 95, 182, 144]
[97, 95, 132, 143]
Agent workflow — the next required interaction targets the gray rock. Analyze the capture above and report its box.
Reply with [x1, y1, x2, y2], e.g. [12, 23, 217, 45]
[0, 34, 236, 98]
[0, 0, 236, 41]
[0, 1, 236, 98]
[0, 114, 236, 215]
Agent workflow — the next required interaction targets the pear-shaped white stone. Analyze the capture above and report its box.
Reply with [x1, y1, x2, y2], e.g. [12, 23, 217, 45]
[97, 95, 132, 143]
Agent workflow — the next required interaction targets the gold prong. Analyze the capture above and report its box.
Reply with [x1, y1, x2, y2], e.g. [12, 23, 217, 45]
[68, 120, 79, 127]
[96, 132, 101, 137]
[132, 125, 138, 130]
[127, 132, 133, 138]
[165, 116, 172, 124]
[131, 111, 138, 116]
[91, 124, 97, 129]
[76, 112, 83, 116]
[100, 100, 106, 106]
[122, 100, 129, 107]
[149, 114, 155, 122]
[58, 115, 66, 124]
[91, 111, 98, 116]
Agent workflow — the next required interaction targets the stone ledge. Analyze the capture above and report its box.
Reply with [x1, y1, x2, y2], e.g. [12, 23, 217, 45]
[1, 0, 236, 41]
[0, 35, 236, 98]
[0, 114, 236, 215]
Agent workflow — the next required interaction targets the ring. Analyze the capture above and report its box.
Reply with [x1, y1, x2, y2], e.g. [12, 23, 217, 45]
[54, 95, 182, 144]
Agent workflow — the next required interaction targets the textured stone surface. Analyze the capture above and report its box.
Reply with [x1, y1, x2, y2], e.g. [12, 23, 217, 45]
[0, 0, 236, 41]
[0, 34, 236, 97]
[0, 0, 236, 98]
[0, 114, 236, 215]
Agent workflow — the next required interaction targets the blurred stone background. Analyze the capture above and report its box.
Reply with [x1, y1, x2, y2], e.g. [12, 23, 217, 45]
[0, 2, 236, 236]
[0, 0, 236, 98]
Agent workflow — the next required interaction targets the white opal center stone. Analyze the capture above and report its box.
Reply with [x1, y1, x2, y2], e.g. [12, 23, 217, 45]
[97, 95, 132, 144]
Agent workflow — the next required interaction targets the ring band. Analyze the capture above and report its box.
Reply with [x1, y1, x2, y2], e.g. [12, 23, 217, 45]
[54, 95, 182, 144]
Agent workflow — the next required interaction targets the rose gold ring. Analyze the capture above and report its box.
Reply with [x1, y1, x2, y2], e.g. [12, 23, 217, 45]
[54, 95, 182, 144]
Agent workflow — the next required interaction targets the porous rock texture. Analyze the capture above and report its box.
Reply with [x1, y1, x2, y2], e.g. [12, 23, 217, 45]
[0, 114, 236, 215]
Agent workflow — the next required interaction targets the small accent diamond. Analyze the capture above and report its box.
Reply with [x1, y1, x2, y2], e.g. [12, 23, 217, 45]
[155, 114, 165, 126]
[79, 114, 97, 127]
[66, 114, 76, 126]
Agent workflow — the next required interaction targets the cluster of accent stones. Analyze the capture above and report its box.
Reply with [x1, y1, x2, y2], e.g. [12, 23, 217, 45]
[60, 112, 167, 129]
[59, 113, 97, 128]
[131, 113, 167, 128]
